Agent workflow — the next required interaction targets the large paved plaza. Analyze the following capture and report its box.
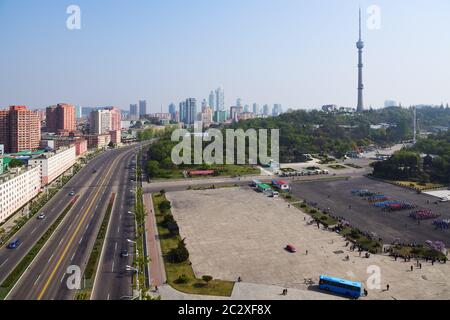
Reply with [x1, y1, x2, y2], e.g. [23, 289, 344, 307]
[290, 177, 450, 246]
[166, 187, 450, 300]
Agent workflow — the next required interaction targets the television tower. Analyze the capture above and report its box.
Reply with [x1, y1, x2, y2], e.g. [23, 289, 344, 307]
[356, 8, 365, 112]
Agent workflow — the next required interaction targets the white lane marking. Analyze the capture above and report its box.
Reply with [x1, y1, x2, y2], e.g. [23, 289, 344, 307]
[117, 226, 120, 233]
[48, 254, 54, 263]
[111, 261, 115, 273]
[85, 223, 90, 231]
[78, 236, 83, 245]
[71, 252, 76, 262]
[34, 274, 41, 286]
[31, 227, 37, 235]
[0, 258, 9, 267]
[60, 274, 65, 283]
[107, 293, 110, 300]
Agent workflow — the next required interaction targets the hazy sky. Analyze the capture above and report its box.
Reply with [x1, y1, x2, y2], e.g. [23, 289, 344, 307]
[1, 0, 449, 112]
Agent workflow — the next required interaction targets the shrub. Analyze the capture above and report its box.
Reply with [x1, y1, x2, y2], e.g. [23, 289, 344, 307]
[175, 274, 189, 284]
[158, 200, 171, 213]
[202, 275, 213, 285]
[170, 239, 189, 263]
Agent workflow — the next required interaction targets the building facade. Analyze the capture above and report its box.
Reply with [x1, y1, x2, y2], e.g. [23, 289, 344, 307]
[0, 106, 41, 153]
[0, 166, 41, 223]
[46, 103, 76, 134]
[28, 146, 77, 186]
[139, 100, 147, 118]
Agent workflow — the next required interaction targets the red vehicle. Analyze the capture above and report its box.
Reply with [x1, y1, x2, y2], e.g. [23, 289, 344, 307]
[285, 244, 297, 253]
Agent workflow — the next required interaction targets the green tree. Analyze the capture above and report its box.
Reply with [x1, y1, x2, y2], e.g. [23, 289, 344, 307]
[8, 159, 24, 168]
[146, 160, 160, 178]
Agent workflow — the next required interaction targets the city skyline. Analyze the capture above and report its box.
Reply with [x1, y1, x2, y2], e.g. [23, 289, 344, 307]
[1, 1, 450, 111]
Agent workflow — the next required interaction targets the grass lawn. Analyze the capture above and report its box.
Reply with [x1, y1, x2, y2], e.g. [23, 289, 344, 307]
[152, 165, 260, 181]
[395, 181, 445, 191]
[391, 245, 447, 260]
[152, 193, 234, 296]
[328, 164, 347, 170]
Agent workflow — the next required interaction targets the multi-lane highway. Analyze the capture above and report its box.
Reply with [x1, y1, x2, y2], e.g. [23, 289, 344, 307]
[91, 152, 138, 300]
[2, 143, 145, 300]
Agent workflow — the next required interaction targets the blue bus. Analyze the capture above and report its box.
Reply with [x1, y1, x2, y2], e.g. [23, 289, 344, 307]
[319, 275, 362, 299]
[8, 239, 20, 249]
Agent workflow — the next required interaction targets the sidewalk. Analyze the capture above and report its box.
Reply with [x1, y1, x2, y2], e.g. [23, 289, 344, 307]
[143, 193, 166, 287]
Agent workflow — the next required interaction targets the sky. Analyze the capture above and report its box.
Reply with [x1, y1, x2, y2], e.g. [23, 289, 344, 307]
[1, 0, 450, 112]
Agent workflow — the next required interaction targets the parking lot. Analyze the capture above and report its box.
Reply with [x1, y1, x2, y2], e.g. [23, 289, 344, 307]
[166, 187, 450, 300]
[290, 176, 450, 246]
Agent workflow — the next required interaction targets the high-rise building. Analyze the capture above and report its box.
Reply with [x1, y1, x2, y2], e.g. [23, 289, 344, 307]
[230, 106, 243, 122]
[236, 98, 243, 107]
[46, 103, 76, 134]
[168, 103, 177, 121]
[209, 91, 215, 111]
[263, 104, 270, 116]
[185, 98, 197, 125]
[75, 105, 83, 119]
[89, 109, 112, 135]
[273, 104, 283, 116]
[130, 104, 138, 120]
[215, 87, 225, 113]
[201, 99, 208, 112]
[252, 103, 260, 115]
[356, 8, 365, 112]
[139, 100, 147, 118]
[179, 101, 186, 123]
[0, 106, 41, 153]
[243, 105, 250, 113]
[104, 107, 121, 131]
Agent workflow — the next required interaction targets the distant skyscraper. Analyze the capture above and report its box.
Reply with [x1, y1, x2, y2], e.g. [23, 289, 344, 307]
[179, 101, 187, 123]
[75, 105, 82, 119]
[252, 103, 260, 115]
[209, 91, 216, 110]
[185, 98, 197, 125]
[139, 100, 147, 118]
[130, 104, 138, 120]
[356, 8, 365, 112]
[272, 104, 282, 117]
[168, 103, 177, 121]
[263, 104, 270, 116]
[215, 87, 225, 113]
[201, 99, 208, 112]
[236, 98, 242, 107]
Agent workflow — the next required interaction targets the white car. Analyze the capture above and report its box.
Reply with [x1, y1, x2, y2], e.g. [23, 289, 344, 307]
[440, 197, 449, 202]
[37, 213, 46, 220]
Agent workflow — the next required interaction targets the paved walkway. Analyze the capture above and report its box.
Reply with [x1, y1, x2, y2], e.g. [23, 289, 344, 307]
[143, 193, 166, 287]
[156, 282, 344, 300]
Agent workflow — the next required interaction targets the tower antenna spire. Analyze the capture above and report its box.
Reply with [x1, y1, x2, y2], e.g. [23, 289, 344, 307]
[359, 7, 362, 41]
[356, 7, 365, 112]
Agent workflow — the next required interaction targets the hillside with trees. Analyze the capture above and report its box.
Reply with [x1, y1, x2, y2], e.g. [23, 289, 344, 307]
[373, 131, 450, 184]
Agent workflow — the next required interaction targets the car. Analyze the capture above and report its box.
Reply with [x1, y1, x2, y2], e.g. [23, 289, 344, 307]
[69, 191, 75, 196]
[120, 250, 129, 258]
[92, 169, 97, 174]
[8, 239, 20, 249]
[37, 213, 46, 220]
[285, 244, 297, 253]
[440, 197, 449, 202]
